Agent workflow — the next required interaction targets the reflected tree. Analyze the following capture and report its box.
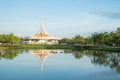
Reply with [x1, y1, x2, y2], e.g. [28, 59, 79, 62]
[84, 50, 120, 73]
[0, 49, 23, 60]
[72, 50, 84, 59]
[65, 50, 120, 73]
[63, 49, 84, 59]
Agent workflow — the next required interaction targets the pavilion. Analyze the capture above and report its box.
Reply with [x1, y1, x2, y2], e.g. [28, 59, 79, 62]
[27, 19, 61, 44]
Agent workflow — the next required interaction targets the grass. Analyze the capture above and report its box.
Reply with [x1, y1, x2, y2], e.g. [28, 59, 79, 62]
[91, 46, 120, 52]
[0, 44, 74, 49]
[0, 47, 3, 50]
[1, 44, 120, 52]
[71, 45, 120, 52]
[0, 46, 9, 50]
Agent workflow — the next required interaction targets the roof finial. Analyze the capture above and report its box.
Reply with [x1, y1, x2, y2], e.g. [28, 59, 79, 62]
[40, 18, 48, 34]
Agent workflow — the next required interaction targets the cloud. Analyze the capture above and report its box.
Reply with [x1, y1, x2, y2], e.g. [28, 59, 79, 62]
[93, 11, 120, 19]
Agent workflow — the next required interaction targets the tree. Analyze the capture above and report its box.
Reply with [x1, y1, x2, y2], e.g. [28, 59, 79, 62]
[84, 36, 93, 45]
[0, 33, 23, 45]
[91, 32, 101, 46]
[72, 35, 85, 45]
[91, 32, 111, 46]
[59, 38, 73, 45]
[115, 27, 120, 46]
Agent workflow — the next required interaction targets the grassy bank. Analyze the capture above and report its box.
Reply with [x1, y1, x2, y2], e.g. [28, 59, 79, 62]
[91, 47, 120, 52]
[74, 45, 120, 52]
[0, 47, 4, 50]
[0, 44, 74, 49]
[1, 44, 120, 52]
[0, 46, 9, 50]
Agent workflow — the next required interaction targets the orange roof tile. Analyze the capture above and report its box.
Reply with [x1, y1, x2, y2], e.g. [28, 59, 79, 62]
[34, 33, 49, 37]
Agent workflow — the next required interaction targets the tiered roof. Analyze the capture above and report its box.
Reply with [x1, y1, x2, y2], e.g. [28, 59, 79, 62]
[29, 19, 61, 40]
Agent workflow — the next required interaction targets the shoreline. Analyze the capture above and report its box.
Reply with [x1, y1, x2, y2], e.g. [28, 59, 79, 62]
[0, 44, 73, 50]
[0, 44, 120, 52]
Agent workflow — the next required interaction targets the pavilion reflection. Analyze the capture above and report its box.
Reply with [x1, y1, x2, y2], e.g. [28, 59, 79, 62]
[29, 49, 64, 72]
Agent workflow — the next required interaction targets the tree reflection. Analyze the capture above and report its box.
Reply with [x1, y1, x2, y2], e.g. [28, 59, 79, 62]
[86, 50, 120, 73]
[0, 49, 23, 60]
[64, 49, 84, 59]
[72, 50, 84, 59]
[65, 49, 120, 73]
[1, 49, 120, 73]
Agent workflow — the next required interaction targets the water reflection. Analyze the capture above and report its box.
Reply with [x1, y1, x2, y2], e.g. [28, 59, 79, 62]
[28, 49, 64, 72]
[0, 49, 23, 60]
[1, 49, 120, 74]
[65, 50, 120, 73]
[85, 50, 120, 73]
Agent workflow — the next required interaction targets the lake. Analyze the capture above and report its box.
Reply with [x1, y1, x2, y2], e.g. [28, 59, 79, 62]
[0, 49, 120, 80]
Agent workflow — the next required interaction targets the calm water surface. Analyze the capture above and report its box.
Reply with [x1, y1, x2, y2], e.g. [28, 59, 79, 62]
[0, 49, 120, 80]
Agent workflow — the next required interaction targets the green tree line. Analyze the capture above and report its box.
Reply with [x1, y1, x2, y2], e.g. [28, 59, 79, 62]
[0, 33, 23, 45]
[59, 27, 120, 47]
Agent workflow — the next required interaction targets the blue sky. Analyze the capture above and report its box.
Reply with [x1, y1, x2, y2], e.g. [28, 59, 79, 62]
[0, 0, 120, 38]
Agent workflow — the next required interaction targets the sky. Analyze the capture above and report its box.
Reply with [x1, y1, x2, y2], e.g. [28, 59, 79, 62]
[0, 0, 120, 38]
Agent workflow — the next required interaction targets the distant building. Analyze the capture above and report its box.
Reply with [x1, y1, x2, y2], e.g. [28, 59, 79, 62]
[27, 19, 61, 44]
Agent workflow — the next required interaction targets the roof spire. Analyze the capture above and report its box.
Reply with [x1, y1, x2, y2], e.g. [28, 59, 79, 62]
[40, 18, 48, 34]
